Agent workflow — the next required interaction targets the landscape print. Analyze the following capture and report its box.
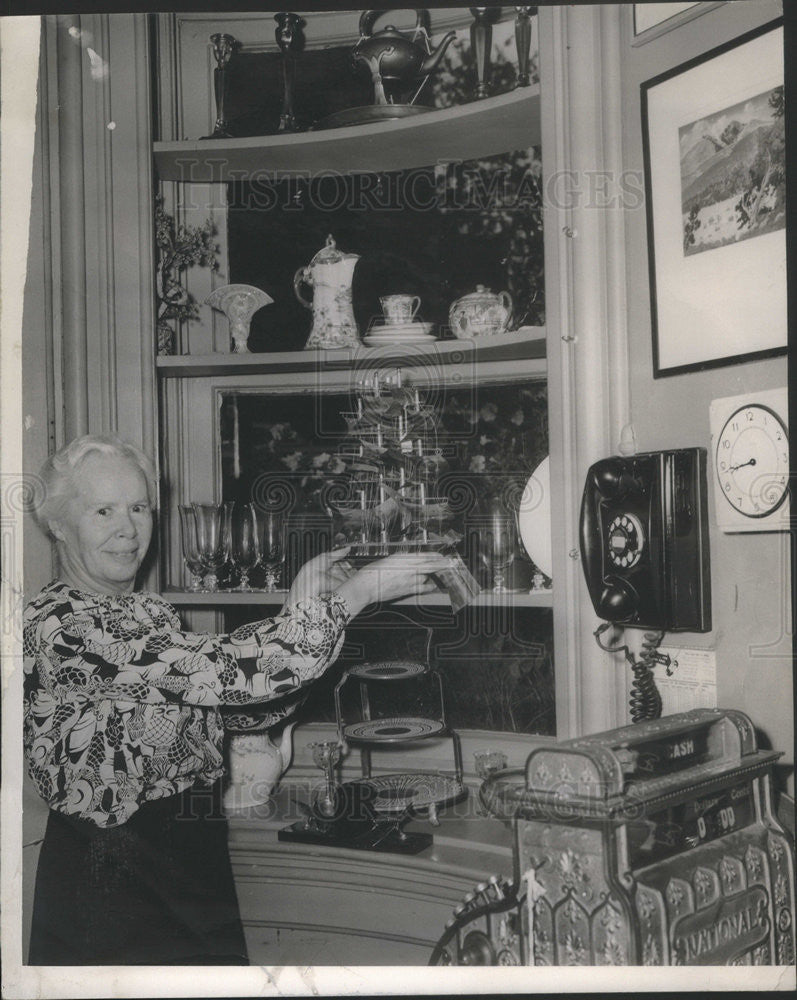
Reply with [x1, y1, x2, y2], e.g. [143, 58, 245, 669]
[679, 85, 785, 256]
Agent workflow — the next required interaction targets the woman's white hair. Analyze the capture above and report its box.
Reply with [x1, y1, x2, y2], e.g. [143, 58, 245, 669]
[36, 434, 158, 535]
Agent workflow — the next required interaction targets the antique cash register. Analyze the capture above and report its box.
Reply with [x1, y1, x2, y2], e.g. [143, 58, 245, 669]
[431, 709, 795, 966]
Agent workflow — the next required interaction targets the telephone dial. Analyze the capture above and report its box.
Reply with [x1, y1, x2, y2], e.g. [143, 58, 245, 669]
[580, 448, 711, 632]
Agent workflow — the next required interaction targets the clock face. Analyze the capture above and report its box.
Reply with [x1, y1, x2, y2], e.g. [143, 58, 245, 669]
[715, 404, 789, 517]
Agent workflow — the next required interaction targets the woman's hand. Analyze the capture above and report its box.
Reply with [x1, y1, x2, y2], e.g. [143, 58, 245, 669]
[283, 547, 357, 608]
[335, 551, 454, 618]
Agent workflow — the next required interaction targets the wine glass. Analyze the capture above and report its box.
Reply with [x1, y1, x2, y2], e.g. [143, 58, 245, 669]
[192, 501, 232, 592]
[230, 502, 259, 592]
[256, 509, 286, 592]
[178, 504, 206, 592]
[479, 500, 517, 593]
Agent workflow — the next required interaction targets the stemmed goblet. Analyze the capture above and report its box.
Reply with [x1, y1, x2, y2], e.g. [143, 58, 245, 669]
[256, 509, 286, 592]
[192, 501, 233, 592]
[178, 504, 206, 592]
[479, 498, 518, 593]
[230, 502, 259, 592]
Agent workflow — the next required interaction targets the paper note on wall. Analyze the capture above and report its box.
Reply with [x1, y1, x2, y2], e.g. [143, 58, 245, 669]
[652, 647, 717, 716]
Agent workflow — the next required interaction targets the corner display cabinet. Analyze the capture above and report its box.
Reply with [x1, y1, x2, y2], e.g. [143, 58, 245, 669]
[152, 7, 556, 715]
[149, 6, 611, 965]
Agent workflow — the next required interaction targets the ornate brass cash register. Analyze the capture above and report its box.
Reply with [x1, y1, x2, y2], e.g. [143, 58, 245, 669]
[431, 709, 795, 966]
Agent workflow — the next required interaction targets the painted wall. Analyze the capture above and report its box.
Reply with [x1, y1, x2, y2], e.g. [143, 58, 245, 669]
[618, 0, 792, 794]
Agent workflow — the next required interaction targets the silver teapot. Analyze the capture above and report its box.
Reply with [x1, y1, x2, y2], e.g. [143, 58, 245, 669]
[449, 285, 513, 339]
[353, 10, 456, 106]
[294, 235, 360, 350]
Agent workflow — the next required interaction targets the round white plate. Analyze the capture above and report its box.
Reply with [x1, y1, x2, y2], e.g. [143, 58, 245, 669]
[364, 335, 437, 345]
[368, 321, 434, 337]
[517, 455, 552, 579]
[366, 333, 434, 341]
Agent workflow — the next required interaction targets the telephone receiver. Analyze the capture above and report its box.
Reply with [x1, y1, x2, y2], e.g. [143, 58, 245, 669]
[579, 449, 711, 632]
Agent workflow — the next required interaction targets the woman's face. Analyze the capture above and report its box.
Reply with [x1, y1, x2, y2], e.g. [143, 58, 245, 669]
[52, 452, 153, 595]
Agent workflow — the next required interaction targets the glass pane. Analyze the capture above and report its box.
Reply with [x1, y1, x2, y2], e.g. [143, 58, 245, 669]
[220, 381, 547, 588]
[227, 147, 544, 353]
[223, 605, 555, 736]
[217, 23, 531, 137]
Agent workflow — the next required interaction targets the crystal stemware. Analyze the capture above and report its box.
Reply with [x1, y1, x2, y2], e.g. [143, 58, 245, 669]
[308, 740, 342, 820]
[256, 509, 286, 592]
[192, 501, 232, 592]
[230, 502, 259, 592]
[178, 504, 206, 592]
[479, 500, 518, 593]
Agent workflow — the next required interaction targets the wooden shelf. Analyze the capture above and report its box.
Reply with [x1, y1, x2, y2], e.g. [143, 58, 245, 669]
[154, 87, 541, 183]
[163, 588, 553, 609]
[156, 327, 546, 379]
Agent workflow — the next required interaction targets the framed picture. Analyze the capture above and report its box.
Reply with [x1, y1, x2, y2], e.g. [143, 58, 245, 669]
[633, 3, 700, 37]
[641, 19, 786, 377]
[632, 3, 726, 44]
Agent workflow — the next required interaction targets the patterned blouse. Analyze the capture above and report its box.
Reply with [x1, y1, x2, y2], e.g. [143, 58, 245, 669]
[23, 581, 351, 828]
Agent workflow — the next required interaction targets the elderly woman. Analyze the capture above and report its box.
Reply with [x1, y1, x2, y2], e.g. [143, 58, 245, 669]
[24, 434, 450, 965]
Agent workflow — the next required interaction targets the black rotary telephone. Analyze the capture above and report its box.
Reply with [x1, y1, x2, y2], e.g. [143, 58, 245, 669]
[580, 447, 711, 722]
[579, 448, 711, 632]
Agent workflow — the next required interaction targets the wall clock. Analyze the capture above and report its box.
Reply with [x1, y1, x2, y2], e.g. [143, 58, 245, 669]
[709, 388, 789, 532]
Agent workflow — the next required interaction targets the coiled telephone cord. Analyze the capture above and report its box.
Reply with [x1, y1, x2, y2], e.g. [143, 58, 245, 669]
[629, 631, 664, 722]
[593, 623, 665, 723]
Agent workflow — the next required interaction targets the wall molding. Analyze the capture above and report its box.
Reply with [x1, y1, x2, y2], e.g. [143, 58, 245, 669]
[539, 4, 631, 737]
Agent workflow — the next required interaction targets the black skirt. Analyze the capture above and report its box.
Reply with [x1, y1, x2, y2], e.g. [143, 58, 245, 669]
[28, 781, 249, 965]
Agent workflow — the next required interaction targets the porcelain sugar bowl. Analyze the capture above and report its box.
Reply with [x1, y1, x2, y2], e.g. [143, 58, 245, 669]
[448, 285, 513, 339]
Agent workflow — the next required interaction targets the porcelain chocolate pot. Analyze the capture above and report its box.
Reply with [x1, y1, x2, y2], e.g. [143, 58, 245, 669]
[294, 235, 361, 350]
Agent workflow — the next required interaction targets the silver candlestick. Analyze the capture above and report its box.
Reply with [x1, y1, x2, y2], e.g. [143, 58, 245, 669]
[309, 741, 342, 819]
[274, 12, 305, 132]
[470, 7, 498, 100]
[204, 33, 238, 139]
[515, 7, 536, 87]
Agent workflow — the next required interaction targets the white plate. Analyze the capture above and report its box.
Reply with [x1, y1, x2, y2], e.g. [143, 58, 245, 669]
[368, 321, 434, 337]
[517, 456, 552, 579]
[364, 336, 437, 346]
[366, 332, 435, 340]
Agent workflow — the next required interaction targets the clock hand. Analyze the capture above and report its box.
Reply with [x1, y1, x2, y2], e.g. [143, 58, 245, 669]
[729, 458, 757, 472]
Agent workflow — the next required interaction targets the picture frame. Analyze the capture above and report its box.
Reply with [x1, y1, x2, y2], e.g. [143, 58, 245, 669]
[641, 19, 786, 377]
[633, 3, 700, 37]
[631, 2, 725, 45]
